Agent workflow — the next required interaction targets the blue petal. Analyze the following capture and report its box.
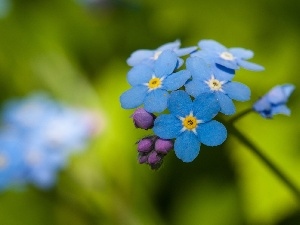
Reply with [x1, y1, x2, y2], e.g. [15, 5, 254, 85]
[177, 58, 184, 68]
[216, 92, 236, 115]
[126, 50, 154, 66]
[253, 96, 271, 112]
[154, 50, 178, 77]
[267, 84, 295, 104]
[120, 86, 148, 109]
[215, 64, 235, 77]
[174, 131, 200, 162]
[186, 57, 211, 80]
[229, 48, 253, 59]
[272, 105, 291, 116]
[266, 86, 286, 104]
[193, 92, 220, 121]
[223, 82, 251, 101]
[236, 59, 264, 71]
[282, 84, 295, 97]
[153, 114, 182, 139]
[198, 39, 227, 52]
[127, 65, 153, 86]
[191, 50, 215, 62]
[144, 89, 169, 113]
[174, 46, 198, 56]
[163, 70, 191, 91]
[157, 40, 181, 51]
[168, 90, 193, 116]
[197, 120, 227, 146]
[215, 57, 239, 70]
[185, 80, 210, 98]
[212, 66, 235, 81]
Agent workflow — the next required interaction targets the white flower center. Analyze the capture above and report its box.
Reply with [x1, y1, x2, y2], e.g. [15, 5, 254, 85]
[0, 154, 8, 169]
[205, 75, 225, 91]
[220, 51, 234, 61]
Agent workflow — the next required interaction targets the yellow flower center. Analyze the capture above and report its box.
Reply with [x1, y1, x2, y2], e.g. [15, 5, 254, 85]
[182, 116, 198, 130]
[148, 77, 162, 90]
[208, 78, 222, 91]
[220, 51, 234, 61]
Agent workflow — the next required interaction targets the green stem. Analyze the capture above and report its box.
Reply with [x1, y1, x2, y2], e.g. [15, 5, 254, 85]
[227, 122, 300, 202]
[227, 108, 253, 124]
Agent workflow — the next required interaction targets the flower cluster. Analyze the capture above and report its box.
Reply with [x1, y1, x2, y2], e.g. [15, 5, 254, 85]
[0, 93, 103, 190]
[120, 39, 294, 169]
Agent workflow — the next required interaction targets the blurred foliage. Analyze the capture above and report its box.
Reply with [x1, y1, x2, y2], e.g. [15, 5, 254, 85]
[0, 0, 300, 224]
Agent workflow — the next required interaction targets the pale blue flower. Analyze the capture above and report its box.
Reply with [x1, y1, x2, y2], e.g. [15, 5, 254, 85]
[185, 57, 251, 115]
[120, 50, 191, 113]
[192, 39, 264, 71]
[153, 90, 227, 162]
[0, 93, 102, 190]
[253, 84, 295, 118]
[127, 40, 197, 68]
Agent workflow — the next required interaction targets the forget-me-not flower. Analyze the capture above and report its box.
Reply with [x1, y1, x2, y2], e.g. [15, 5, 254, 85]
[127, 40, 197, 68]
[0, 93, 104, 190]
[253, 84, 295, 118]
[153, 90, 227, 162]
[185, 57, 251, 115]
[120, 50, 191, 113]
[192, 39, 264, 71]
[0, 130, 26, 190]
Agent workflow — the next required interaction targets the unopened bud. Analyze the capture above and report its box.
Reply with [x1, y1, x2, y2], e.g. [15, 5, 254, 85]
[131, 108, 156, 130]
[155, 138, 173, 154]
[137, 138, 153, 153]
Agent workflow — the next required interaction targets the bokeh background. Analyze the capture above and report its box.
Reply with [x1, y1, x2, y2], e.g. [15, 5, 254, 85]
[0, 0, 300, 224]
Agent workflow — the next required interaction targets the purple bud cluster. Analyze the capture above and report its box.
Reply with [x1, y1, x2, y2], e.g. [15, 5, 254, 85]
[137, 136, 173, 170]
[130, 108, 173, 169]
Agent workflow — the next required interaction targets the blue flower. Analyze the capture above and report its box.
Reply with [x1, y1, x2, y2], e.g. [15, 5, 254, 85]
[0, 130, 25, 190]
[153, 90, 227, 162]
[253, 84, 295, 118]
[126, 40, 197, 68]
[120, 50, 191, 113]
[185, 57, 251, 115]
[192, 39, 264, 71]
[0, 93, 103, 190]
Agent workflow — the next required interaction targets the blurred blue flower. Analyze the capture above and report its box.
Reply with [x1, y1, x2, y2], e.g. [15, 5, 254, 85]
[192, 39, 264, 71]
[126, 40, 197, 68]
[0, 130, 25, 190]
[153, 90, 227, 162]
[185, 57, 251, 115]
[253, 84, 295, 118]
[0, 0, 11, 18]
[120, 50, 191, 113]
[0, 93, 103, 190]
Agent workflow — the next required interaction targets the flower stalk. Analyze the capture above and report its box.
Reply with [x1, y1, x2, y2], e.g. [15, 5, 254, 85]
[226, 122, 300, 201]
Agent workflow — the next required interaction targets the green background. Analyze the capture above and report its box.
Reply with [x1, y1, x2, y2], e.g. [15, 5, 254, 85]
[0, 0, 300, 224]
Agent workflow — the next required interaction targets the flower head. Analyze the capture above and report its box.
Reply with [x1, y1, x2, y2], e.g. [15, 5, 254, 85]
[126, 40, 197, 68]
[153, 90, 227, 162]
[253, 84, 295, 118]
[185, 57, 251, 115]
[120, 50, 191, 113]
[192, 39, 264, 71]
